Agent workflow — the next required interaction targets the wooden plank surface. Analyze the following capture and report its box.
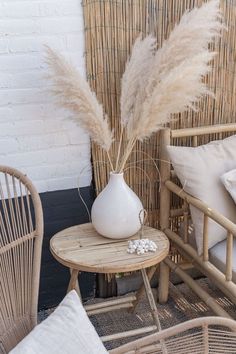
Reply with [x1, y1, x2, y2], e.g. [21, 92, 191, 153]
[50, 223, 169, 273]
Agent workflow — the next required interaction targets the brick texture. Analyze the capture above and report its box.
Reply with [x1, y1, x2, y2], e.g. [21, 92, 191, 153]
[0, 0, 91, 193]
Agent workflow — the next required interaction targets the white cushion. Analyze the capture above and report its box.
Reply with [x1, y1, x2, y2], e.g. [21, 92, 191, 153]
[167, 135, 236, 255]
[209, 238, 236, 283]
[221, 169, 236, 204]
[10, 291, 108, 354]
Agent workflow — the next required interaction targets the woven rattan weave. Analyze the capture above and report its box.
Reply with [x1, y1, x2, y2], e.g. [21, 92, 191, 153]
[0, 166, 43, 353]
[110, 316, 236, 354]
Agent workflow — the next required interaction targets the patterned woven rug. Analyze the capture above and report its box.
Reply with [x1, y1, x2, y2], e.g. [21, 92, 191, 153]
[39, 278, 236, 351]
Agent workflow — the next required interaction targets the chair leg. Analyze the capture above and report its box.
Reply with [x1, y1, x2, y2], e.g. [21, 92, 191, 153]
[158, 261, 169, 304]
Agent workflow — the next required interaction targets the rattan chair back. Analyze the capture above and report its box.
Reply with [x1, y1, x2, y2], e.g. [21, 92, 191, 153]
[0, 166, 43, 353]
[111, 316, 236, 354]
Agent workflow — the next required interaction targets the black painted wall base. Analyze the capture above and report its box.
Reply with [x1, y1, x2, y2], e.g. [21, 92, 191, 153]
[38, 186, 95, 310]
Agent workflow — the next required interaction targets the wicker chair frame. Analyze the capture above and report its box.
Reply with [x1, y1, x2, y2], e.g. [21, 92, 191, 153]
[158, 123, 236, 317]
[110, 316, 236, 354]
[0, 166, 43, 353]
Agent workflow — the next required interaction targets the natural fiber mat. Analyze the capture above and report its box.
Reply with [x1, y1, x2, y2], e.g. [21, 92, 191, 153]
[87, 279, 236, 350]
[39, 278, 236, 351]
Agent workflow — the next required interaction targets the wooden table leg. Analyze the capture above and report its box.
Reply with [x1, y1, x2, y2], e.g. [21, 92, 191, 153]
[158, 261, 170, 304]
[141, 268, 168, 354]
[67, 269, 82, 300]
[141, 268, 162, 331]
[130, 265, 158, 313]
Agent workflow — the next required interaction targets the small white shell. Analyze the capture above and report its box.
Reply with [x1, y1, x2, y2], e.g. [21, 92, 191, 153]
[127, 238, 158, 255]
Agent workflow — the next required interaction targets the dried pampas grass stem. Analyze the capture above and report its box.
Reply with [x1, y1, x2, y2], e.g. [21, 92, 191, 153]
[45, 46, 114, 170]
[45, 0, 223, 174]
[118, 0, 223, 171]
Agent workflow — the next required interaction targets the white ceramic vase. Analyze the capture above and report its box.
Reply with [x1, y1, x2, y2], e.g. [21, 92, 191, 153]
[91, 172, 144, 239]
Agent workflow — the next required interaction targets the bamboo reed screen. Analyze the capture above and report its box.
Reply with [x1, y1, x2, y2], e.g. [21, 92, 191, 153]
[82, 0, 236, 228]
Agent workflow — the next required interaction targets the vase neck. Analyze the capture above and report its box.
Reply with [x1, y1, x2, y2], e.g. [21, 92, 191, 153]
[110, 172, 123, 178]
[108, 172, 125, 186]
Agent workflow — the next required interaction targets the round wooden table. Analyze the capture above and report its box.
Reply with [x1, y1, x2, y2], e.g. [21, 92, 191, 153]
[50, 222, 169, 342]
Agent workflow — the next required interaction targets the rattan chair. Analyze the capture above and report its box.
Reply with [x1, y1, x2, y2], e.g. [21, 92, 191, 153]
[158, 124, 236, 317]
[0, 166, 43, 354]
[110, 316, 236, 354]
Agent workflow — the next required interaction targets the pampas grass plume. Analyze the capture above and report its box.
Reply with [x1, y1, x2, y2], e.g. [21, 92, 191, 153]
[45, 46, 113, 152]
[45, 0, 223, 173]
[125, 0, 223, 142]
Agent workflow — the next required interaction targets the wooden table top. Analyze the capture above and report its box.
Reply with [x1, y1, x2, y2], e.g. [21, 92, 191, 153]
[50, 223, 169, 273]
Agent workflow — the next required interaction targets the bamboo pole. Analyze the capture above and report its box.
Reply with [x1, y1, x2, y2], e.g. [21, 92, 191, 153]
[85, 294, 136, 312]
[194, 259, 236, 305]
[87, 302, 133, 316]
[101, 325, 157, 343]
[170, 207, 185, 217]
[166, 180, 236, 236]
[159, 129, 171, 231]
[203, 215, 209, 262]
[192, 135, 198, 147]
[226, 232, 233, 281]
[183, 201, 189, 244]
[164, 257, 232, 319]
[158, 262, 170, 304]
[164, 228, 236, 300]
[159, 128, 171, 304]
[171, 123, 236, 138]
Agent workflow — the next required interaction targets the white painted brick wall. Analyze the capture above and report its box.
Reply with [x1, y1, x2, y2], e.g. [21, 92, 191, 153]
[0, 0, 92, 193]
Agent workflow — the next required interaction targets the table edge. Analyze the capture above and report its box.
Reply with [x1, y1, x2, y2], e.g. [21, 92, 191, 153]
[50, 241, 169, 273]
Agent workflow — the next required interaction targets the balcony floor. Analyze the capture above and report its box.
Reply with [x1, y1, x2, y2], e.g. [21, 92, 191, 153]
[38, 277, 236, 351]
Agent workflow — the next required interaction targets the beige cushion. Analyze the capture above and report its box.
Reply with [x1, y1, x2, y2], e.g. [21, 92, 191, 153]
[10, 290, 108, 354]
[221, 169, 236, 204]
[209, 239, 236, 283]
[167, 135, 236, 255]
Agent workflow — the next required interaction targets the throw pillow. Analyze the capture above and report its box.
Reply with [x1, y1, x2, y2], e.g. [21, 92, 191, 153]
[221, 169, 236, 204]
[10, 290, 108, 354]
[167, 135, 236, 255]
